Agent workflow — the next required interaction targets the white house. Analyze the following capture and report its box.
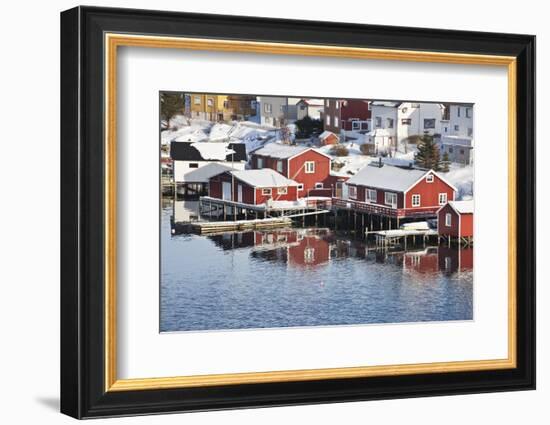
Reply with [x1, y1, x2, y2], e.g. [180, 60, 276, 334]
[295, 99, 324, 120]
[370, 101, 399, 151]
[396, 102, 445, 143]
[440, 104, 474, 138]
[170, 141, 248, 183]
[256, 96, 287, 127]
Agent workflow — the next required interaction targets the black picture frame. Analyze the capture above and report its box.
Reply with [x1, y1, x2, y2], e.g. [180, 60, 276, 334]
[61, 5, 536, 419]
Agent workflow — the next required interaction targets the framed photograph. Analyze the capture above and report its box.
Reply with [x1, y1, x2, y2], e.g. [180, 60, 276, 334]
[60, 6, 536, 419]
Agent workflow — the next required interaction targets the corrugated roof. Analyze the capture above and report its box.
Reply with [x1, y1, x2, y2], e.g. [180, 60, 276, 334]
[253, 143, 310, 159]
[346, 164, 427, 192]
[448, 200, 474, 214]
[181, 163, 234, 183]
[231, 169, 299, 188]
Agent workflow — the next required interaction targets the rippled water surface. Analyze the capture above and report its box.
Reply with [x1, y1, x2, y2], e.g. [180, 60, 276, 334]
[160, 201, 473, 332]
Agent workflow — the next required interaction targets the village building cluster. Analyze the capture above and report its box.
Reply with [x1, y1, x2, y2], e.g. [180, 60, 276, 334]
[165, 94, 474, 244]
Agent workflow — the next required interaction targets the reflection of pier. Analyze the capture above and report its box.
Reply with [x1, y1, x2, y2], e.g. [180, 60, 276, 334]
[371, 228, 439, 248]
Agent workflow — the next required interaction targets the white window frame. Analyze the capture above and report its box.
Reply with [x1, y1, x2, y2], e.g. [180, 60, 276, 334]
[257, 157, 264, 168]
[264, 103, 272, 113]
[439, 193, 448, 205]
[348, 186, 357, 199]
[352, 120, 361, 130]
[385, 192, 397, 208]
[426, 174, 434, 183]
[411, 194, 421, 207]
[262, 188, 272, 196]
[305, 161, 315, 174]
[315, 182, 324, 189]
[335, 101, 339, 109]
[366, 188, 377, 203]
[276, 160, 283, 173]
[193, 96, 201, 105]
[277, 187, 288, 195]
[335, 117, 339, 127]
[297, 183, 304, 191]
[304, 247, 315, 264]
[445, 212, 452, 227]
[326, 115, 330, 126]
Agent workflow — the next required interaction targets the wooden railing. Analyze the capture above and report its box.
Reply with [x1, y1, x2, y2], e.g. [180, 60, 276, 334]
[332, 198, 439, 218]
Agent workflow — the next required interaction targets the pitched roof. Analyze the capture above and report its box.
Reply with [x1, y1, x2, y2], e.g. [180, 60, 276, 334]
[448, 200, 474, 214]
[346, 163, 427, 192]
[252, 143, 309, 159]
[181, 163, 234, 183]
[319, 130, 338, 140]
[170, 141, 247, 162]
[230, 169, 299, 188]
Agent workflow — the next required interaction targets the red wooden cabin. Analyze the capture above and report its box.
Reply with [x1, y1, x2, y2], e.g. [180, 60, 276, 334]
[250, 143, 333, 198]
[437, 200, 474, 238]
[209, 168, 299, 205]
[340, 99, 372, 131]
[342, 163, 456, 219]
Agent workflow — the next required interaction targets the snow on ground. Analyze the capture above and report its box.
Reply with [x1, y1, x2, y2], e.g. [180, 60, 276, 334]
[161, 119, 279, 152]
[445, 165, 474, 200]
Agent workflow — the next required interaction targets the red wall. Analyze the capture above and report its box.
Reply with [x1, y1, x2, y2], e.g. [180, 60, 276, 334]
[288, 150, 331, 197]
[255, 185, 298, 204]
[348, 184, 404, 208]
[341, 100, 371, 131]
[460, 213, 474, 237]
[438, 204, 460, 236]
[405, 173, 455, 209]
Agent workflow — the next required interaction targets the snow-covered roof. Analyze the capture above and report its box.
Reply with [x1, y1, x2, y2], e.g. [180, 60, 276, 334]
[448, 200, 474, 214]
[440, 135, 474, 147]
[253, 143, 309, 159]
[230, 169, 299, 188]
[299, 98, 324, 106]
[371, 101, 400, 107]
[319, 130, 338, 141]
[181, 163, 234, 183]
[346, 163, 427, 192]
[190, 142, 235, 161]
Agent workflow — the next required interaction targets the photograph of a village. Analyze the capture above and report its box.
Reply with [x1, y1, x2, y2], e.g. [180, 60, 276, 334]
[160, 93, 474, 332]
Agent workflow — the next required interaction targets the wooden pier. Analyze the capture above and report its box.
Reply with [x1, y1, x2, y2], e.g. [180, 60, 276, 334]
[190, 217, 292, 234]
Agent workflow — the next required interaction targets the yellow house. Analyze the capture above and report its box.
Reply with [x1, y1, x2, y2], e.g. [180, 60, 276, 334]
[188, 94, 218, 120]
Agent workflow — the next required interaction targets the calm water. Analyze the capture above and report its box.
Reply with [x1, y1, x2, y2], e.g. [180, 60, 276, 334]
[160, 200, 473, 332]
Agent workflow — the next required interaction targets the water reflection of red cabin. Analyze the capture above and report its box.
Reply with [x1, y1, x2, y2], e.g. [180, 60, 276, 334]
[403, 246, 473, 274]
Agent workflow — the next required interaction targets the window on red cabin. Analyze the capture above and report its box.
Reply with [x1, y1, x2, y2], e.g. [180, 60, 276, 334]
[426, 174, 434, 183]
[445, 213, 452, 227]
[439, 193, 448, 205]
[348, 186, 357, 199]
[262, 188, 272, 196]
[366, 189, 377, 203]
[257, 157, 264, 168]
[305, 161, 315, 174]
[315, 183, 323, 189]
[277, 187, 288, 195]
[276, 160, 283, 173]
[297, 184, 304, 191]
[412, 194, 421, 207]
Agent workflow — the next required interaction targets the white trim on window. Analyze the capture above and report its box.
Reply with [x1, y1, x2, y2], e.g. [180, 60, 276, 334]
[315, 182, 323, 189]
[411, 194, 421, 207]
[445, 213, 452, 227]
[262, 188, 272, 196]
[438, 193, 448, 205]
[277, 187, 288, 195]
[305, 161, 315, 174]
[426, 174, 434, 183]
[385, 192, 397, 208]
[297, 183, 304, 191]
[349, 185, 357, 199]
[366, 188, 377, 203]
[276, 160, 283, 173]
